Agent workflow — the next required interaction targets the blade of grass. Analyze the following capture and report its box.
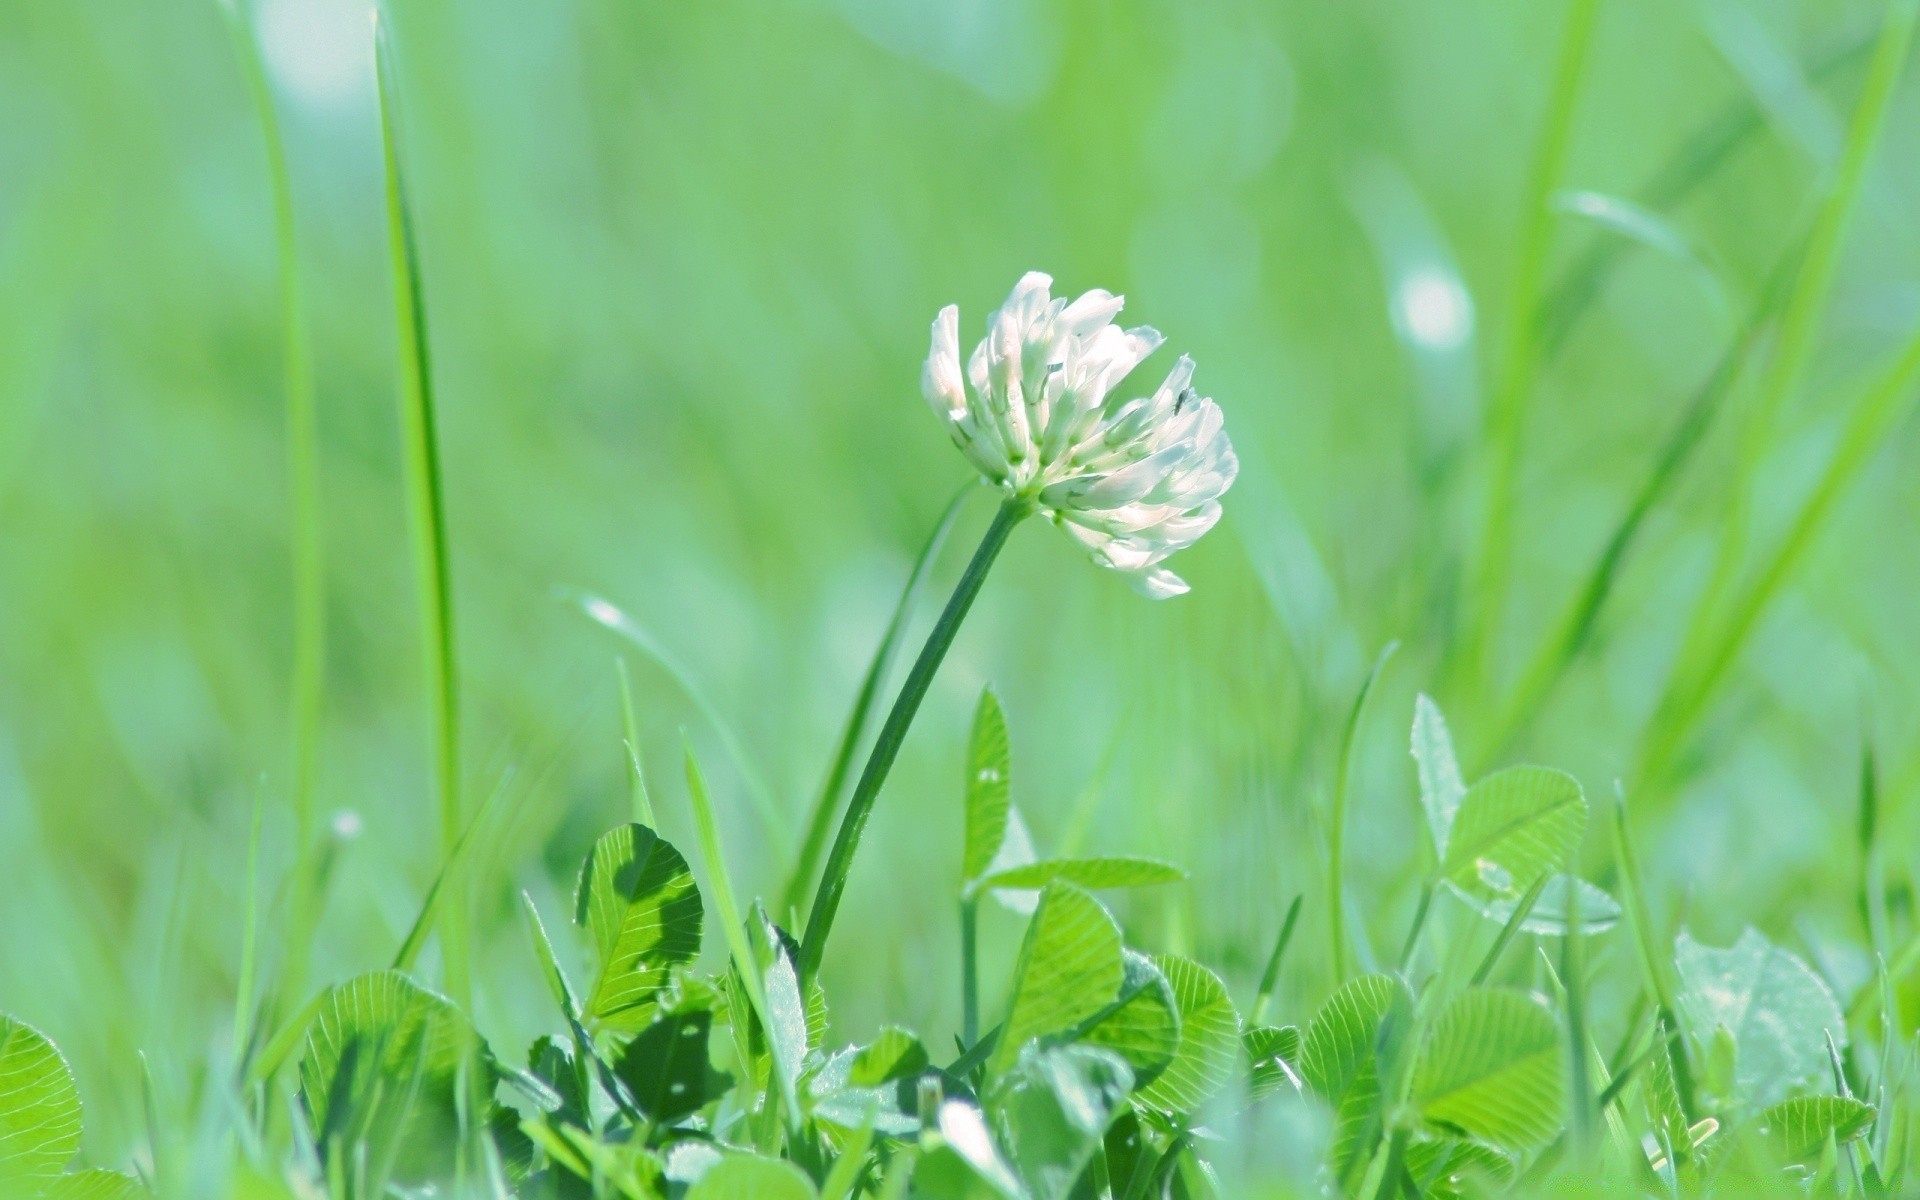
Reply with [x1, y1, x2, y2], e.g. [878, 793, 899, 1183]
[616, 657, 655, 827]
[1612, 784, 1699, 1122]
[1329, 642, 1397, 980]
[1250, 893, 1303, 1025]
[232, 782, 267, 1067]
[681, 738, 779, 1103]
[219, 0, 326, 851]
[375, 12, 466, 1003]
[392, 773, 510, 972]
[569, 588, 783, 844]
[778, 485, 968, 919]
[820, 1113, 876, 1200]
[1396, 882, 1436, 973]
[1639, 0, 1919, 790]
[1472, 233, 1807, 769]
[1468, 870, 1552, 986]
[1642, 322, 1920, 787]
[1536, 25, 1879, 357]
[1463, 0, 1604, 689]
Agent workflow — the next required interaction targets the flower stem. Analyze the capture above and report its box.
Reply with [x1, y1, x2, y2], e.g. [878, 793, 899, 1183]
[799, 495, 1028, 983]
[960, 893, 981, 1046]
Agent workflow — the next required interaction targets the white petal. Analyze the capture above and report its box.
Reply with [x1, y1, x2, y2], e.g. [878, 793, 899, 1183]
[1125, 567, 1190, 599]
[920, 305, 966, 420]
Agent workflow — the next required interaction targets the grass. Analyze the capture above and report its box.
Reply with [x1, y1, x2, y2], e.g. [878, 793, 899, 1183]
[5, 0, 1920, 1196]
[376, 13, 467, 1003]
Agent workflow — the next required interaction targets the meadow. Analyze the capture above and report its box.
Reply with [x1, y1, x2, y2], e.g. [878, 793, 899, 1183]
[2, 0, 1919, 1195]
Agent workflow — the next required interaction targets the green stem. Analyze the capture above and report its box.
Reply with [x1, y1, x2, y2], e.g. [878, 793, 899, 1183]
[780, 486, 968, 921]
[960, 894, 981, 1047]
[377, 19, 465, 1002]
[1463, 0, 1603, 690]
[799, 496, 1027, 983]
[221, 0, 327, 1016]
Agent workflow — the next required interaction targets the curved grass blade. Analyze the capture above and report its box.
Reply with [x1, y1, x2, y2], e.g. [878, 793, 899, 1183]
[1250, 893, 1303, 1026]
[218, 0, 326, 852]
[375, 11, 466, 1002]
[780, 486, 968, 918]
[1464, 0, 1604, 687]
[569, 589, 783, 844]
[1536, 25, 1878, 356]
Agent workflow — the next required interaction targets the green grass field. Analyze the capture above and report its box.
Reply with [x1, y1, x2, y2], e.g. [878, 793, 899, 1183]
[3, 0, 1919, 1195]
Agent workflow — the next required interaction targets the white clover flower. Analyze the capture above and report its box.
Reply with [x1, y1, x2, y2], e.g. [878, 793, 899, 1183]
[920, 271, 1238, 598]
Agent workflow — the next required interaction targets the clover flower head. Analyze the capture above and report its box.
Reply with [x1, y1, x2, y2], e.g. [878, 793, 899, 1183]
[920, 271, 1238, 598]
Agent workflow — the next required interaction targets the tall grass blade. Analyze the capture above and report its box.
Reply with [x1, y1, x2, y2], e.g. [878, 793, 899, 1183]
[779, 486, 968, 918]
[376, 11, 466, 1001]
[232, 782, 267, 1066]
[1464, 0, 1604, 687]
[1642, 0, 1919, 788]
[219, 0, 326, 851]
[1642, 322, 1920, 787]
[1329, 642, 1396, 981]
[392, 774, 510, 973]
[617, 657, 656, 827]
[680, 737, 773, 1055]
[1475, 235, 1807, 767]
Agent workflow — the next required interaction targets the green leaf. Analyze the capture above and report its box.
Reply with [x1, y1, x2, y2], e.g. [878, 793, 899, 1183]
[297, 970, 490, 1185]
[990, 882, 1126, 1076]
[964, 688, 1013, 882]
[1675, 927, 1846, 1108]
[991, 1044, 1133, 1200]
[685, 1153, 820, 1199]
[1458, 873, 1623, 935]
[1076, 951, 1179, 1088]
[1133, 955, 1241, 1116]
[43, 1172, 149, 1200]
[1759, 1095, 1876, 1163]
[575, 823, 704, 1033]
[1245, 1024, 1303, 1104]
[979, 857, 1186, 892]
[759, 917, 813, 1112]
[1410, 693, 1466, 854]
[1403, 1138, 1515, 1199]
[1411, 987, 1566, 1150]
[0, 1013, 82, 1189]
[1440, 766, 1587, 902]
[851, 1027, 929, 1087]
[805, 1047, 921, 1138]
[612, 983, 732, 1124]
[533, 1123, 662, 1198]
[1301, 974, 1413, 1176]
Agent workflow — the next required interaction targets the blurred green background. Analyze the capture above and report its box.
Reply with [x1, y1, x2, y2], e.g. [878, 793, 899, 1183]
[3, 0, 1917, 1172]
